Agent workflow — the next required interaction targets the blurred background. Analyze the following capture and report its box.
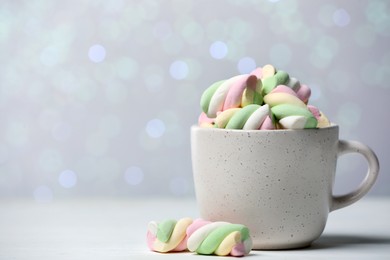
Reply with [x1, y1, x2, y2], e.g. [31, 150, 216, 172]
[0, 0, 389, 201]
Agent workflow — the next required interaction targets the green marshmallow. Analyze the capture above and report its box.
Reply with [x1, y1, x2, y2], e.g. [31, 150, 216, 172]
[156, 219, 177, 243]
[275, 70, 289, 85]
[253, 90, 263, 105]
[253, 80, 263, 105]
[271, 104, 317, 128]
[196, 224, 250, 255]
[200, 80, 225, 115]
[225, 104, 260, 129]
[261, 76, 277, 96]
[261, 70, 290, 95]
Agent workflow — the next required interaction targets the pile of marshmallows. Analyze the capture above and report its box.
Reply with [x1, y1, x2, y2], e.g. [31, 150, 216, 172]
[199, 64, 330, 130]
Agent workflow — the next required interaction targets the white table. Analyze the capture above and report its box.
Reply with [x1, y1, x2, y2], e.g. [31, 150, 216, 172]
[1, 197, 389, 259]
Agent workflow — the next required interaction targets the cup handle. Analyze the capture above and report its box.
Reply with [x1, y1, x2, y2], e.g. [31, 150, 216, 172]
[331, 140, 380, 212]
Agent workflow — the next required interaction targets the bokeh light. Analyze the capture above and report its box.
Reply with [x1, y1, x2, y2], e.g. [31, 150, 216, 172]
[58, 170, 77, 188]
[145, 119, 165, 138]
[333, 8, 351, 27]
[209, 41, 228, 59]
[169, 60, 189, 80]
[88, 44, 106, 63]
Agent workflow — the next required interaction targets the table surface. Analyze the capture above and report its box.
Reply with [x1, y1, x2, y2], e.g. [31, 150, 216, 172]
[1, 197, 389, 259]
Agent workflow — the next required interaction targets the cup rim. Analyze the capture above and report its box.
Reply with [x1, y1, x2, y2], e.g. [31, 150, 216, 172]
[191, 123, 338, 133]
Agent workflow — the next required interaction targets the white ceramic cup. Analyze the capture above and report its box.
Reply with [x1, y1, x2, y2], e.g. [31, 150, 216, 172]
[191, 125, 379, 250]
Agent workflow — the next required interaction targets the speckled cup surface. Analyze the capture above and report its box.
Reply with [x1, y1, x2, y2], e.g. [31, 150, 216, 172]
[191, 125, 379, 249]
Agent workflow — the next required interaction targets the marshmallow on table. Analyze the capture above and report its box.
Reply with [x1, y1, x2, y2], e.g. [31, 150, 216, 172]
[147, 218, 253, 257]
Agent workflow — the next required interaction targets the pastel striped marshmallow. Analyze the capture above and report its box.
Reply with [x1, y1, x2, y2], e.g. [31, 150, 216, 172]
[146, 218, 253, 257]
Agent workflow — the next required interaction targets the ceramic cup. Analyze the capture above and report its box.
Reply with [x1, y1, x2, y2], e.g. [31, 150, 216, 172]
[191, 125, 379, 249]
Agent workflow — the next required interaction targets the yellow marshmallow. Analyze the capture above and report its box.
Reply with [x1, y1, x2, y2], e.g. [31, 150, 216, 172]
[241, 82, 262, 107]
[214, 231, 241, 256]
[215, 108, 241, 128]
[153, 218, 193, 253]
[262, 64, 276, 79]
[199, 122, 214, 128]
[241, 88, 254, 107]
[317, 111, 331, 128]
[264, 92, 306, 108]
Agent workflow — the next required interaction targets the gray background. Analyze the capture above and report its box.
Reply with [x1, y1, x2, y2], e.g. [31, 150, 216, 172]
[0, 0, 389, 201]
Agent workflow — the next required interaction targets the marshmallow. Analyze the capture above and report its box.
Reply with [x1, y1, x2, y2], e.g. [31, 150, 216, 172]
[262, 64, 276, 79]
[186, 219, 252, 256]
[147, 218, 253, 257]
[271, 104, 318, 129]
[264, 92, 307, 109]
[261, 70, 290, 95]
[147, 218, 193, 253]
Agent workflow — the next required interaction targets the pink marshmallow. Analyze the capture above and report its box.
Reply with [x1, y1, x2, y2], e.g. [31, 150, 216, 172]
[172, 238, 188, 251]
[270, 85, 298, 97]
[295, 84, 311, 103]
[250, 67, 263, 79]
[223, 74, 258, 110]
[198, 112, 215, 124]
[246, 74, 258, 90]
[186, 219, 210, 237]
[222, 75, 248, 110]
[231, 242, 246, 257]
[307, 105, 321, 120]
[146, 231, 156, 251]
[259, 116, 275, 130]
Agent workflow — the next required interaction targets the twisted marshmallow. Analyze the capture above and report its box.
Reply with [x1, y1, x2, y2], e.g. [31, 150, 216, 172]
[214, 104, 274, 130]
[200, 74, 263, 118]
[264, 85, 317, 129]
[147, 218, 192, 253]
[187, 219, 252, 256]
[147, 218, 253, 257]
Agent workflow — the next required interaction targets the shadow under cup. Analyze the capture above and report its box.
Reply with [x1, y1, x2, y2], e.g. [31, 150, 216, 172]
[191, 125, 379, 250]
